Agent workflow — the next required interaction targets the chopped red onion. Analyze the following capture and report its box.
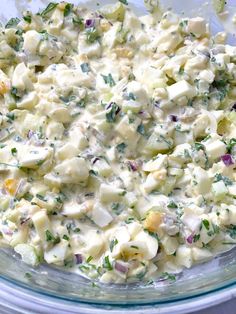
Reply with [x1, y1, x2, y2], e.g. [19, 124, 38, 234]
[27, 130, 35, 140]
[221, 154, 234, 166]
[128, 161, 138, 171]
[75, 253, 83, 264]
[153, 100, 160, 108]
[92, 157, 100, 164]
[231, 103, 236, 111]
[169, 115, 178, 122]
[15, 179, 26, 196]
[115, 261, 128, 273]
[85, 19, 95, 28]
[2, 227, 13, 236]
[20, 217, 30, 225]
[186, 234, 194, 244]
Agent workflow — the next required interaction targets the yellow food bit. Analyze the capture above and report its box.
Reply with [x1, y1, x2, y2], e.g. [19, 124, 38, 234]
[152, 169, 167, 181]
[0, 81, 10, 95]
[114, 47, 134, 59]
[217, 117, 230, 135]
[100, 20, 111, 32]
[4, 179, 18, 195]
[58, 2, 67, 10]
[144, 211, 162, 232]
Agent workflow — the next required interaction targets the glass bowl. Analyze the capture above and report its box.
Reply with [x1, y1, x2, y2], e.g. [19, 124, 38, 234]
[0, 0, 236, 313]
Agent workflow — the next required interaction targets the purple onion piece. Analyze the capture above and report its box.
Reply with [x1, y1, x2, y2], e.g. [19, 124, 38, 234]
[186, 234, 194, 244]
[27, 130, 35, 140]
[75, 253, 83, 264]
[114, 262, 128, 273]
[128, 161, 138, 172]
[221, 154, 234, 166]
[85, 19, 95, 28]
[231, 103, 236, 111]
[92, 157, 100, 164]
[169, 115, 178, 122]
[20, 217, 30, 225]
[2, 227, 13, 236]
[115, 106, 121, 115]
[106, 103, 112, 110]
[153, 100, 160, 108]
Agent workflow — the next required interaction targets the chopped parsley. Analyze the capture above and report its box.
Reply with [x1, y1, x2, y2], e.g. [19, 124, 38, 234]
[226, 225, 236, 239]
[193, 234, 200, 242]
[101, 73, 116, 87]
[5, 17, 20, 28]
[80, 63, 90, 73]
[161, 272, 176, 281]
[214, 173, 233, 186]
[106, 103, 120, 123]
[45, 230, 60, 244]
[110, 238, 118, 252]
[227, 138, 236, 153]
[62, 235, 70, 241]
[103, 256, 113, 270]
[11, 147, 17, 156]
[36, 194, 46, 201]
[10, 87, 21, 101]
[64, 3, 74, 17]
[86, 27, 100, 43]
[72, 17, 84, 29]
[119, 0, 128, 4]
[137, 124, 145, 135]
[40, 3, 58, 18]
[202, 219, 210, 230]
[23, 15, 32, 23]
[116, 142, 127, 153]
[86, 256, 93, 263]
[6, 113, 15, 121]
[167, 201, 178, 209]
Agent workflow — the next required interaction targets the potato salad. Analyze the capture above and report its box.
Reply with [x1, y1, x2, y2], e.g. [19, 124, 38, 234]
[0, 1, 236, 284]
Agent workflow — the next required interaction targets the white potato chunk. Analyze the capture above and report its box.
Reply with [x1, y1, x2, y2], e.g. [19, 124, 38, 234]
[44, 240, 69, 264]
[14, 244, 39, 266]
[12, 63, 33, 91]
[99, 184, 125, 203]
[176, 245, 193, 268]
[17, 91, 38, 109]
[91, 203, 113, 227]
[187, 17, 207, 37]
[53, 157, 89, 185]
[167, 80, 196, 101]
[23, 30, 41, 55]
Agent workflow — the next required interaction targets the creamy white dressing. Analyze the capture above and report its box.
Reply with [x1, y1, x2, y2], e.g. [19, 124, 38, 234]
[0, 1, 236, 284]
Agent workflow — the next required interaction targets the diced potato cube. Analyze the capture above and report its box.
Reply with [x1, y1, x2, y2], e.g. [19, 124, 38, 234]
[44, 240, 69, 264]
[187, 17, 207, 37]
[212, 181, 228, 200]
[31, 211, 51, 245]
[176, 245, 193, 268]
[53, 157, 89, 185]
[192, 247, 212, 262]
[99, 184, 124, 203]
[17, 91, 38, 109]
[14, 243, 39, 266]
[167, 80, 196, 101]
[56, 143, 79, 161]
[162, 236, 178, 255]
[142, 155, 168, 172]
[91, 203, 113, 227]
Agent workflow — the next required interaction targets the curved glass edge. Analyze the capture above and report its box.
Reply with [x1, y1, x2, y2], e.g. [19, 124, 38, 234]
[0, 276, 235, 314]
[0, 247, 236, 305]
